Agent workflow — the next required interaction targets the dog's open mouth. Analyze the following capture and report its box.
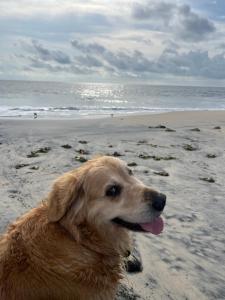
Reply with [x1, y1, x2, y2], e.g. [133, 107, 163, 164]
[112, 216, 164, 235]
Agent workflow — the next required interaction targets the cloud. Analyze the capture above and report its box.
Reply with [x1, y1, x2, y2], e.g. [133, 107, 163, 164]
[133, 2, 175, 24]
[71, 39, 225, 79]
[151, 48, 225, 79]
[4, 36, 225, 81]
[20, 39, 104, 75]
[0, 0, 223, 83]
[71, 40, 106, 55]
[31, 40, 71, 64]
[132, 1, 216, 41]
[177, 4, 216, 40]
[71, 39, 150, 74]
[0, 0, 112, 18]
[75, 54, 103, 68]
[28, 57, 91, 75]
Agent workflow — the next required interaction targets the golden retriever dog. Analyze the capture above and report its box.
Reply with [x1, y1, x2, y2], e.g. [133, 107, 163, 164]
[0, 156, 166, 300]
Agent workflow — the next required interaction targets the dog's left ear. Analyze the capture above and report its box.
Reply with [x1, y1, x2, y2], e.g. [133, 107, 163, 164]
[47, 173, 84, 222]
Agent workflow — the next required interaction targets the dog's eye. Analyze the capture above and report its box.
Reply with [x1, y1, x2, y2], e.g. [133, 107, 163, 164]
[106, 185, 122, 197]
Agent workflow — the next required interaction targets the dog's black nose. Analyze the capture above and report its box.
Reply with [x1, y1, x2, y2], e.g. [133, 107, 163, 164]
[152, 193, 166, 211]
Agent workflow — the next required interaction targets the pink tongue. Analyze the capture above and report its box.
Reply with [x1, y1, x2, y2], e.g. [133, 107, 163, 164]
[140, 217, 164, 235]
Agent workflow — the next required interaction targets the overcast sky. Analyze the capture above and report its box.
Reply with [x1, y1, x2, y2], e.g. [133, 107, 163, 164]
[0, 0, 225, 85]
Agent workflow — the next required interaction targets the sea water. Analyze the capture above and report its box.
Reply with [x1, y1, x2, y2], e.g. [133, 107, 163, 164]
[0, 80, 225, 118]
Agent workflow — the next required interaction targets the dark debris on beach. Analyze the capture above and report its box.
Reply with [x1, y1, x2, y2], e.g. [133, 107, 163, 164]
[127, 162, 137, 167]
[15, 163, 30, 169]
[183, 144, 198, 151]
[165, 128, 176, 132]
[139, 154, 176, 161]
[190, 128, 201, 132]
[137, 140, 148, 144]
[206, 154, 217, 158]
[199, 177, 215, 183]
[76, 149, 90, 155]
[153, 170, 169, 176]
[156, 124, 167, 128]
[74, 156, 87, 163]
[29, 166, 39, 170]
[27, 151, 39, 158]
[113, 151, 123, 157]
[61, 144, 72, 149]
[27, 147, 51, 158]
[148, 124, 167, 129]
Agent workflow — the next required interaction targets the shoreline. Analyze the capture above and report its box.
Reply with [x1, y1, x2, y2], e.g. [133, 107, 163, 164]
[0, 110, 225, 135]
[0, 108, 225, 121]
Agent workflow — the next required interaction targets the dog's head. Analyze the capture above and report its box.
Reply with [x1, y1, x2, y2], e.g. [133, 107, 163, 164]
[47, 156, 166, 235]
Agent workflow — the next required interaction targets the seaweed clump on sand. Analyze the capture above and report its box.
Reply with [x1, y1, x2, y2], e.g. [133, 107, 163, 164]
[148, 124, 166, 129]
[127, 162, 137, 167]
[74, 156, 87, 163]
[29, 166, 39, 170]
[206, 154, 217, 158]
[154, 170, 169, 176]
[76, 149, 90, 155]
[200, 177, 215, 183]
[139, 154, 176, 161]
[165, 128, 176, 132]
[15, 163, 30, 169]
[183, 144, 198, 151]
[27, 147, 51, 158]
[190, 128, 201, 132]
[113, 151, 123, 157]
[61, 144, 72, 149]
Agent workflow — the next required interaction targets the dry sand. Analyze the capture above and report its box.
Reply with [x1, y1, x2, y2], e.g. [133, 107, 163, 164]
[0, 110, 225, 299]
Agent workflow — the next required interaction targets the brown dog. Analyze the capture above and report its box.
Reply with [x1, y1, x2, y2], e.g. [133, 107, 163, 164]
[0, 156, 166, 300]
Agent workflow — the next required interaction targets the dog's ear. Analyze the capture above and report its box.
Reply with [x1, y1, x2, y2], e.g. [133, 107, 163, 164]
[47, 173, 84, 222]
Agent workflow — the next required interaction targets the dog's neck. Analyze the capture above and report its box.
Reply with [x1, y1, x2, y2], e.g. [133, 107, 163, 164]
[60, 216, 131, 258]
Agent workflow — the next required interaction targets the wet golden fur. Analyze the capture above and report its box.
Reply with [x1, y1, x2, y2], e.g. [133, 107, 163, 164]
[0, 156, 158, 300]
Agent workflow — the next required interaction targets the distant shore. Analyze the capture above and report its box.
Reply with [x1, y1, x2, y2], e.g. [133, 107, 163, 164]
[1, 110, 225, 299]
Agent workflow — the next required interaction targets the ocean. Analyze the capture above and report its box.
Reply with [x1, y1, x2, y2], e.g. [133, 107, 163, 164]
[0, 80, 225, 119]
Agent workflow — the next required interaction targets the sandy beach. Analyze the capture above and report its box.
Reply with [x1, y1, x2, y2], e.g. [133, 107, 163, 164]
[0, 110, 225, 299]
